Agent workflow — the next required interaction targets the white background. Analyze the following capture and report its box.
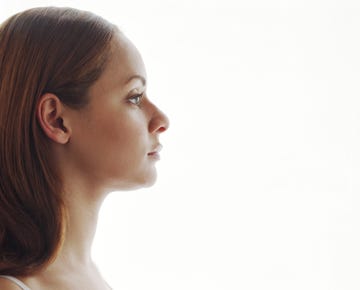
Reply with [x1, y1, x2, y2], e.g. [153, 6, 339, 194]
[1, 0, 360, 289]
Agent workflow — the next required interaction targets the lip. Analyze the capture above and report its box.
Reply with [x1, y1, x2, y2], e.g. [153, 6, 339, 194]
[148, 144, 163, 160]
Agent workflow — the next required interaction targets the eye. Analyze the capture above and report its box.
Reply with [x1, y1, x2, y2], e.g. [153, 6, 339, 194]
[128, 93, 144, 106]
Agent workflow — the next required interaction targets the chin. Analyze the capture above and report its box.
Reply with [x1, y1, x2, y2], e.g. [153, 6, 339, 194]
[109, 171, 158, 191]
[136, 171, 158, 188]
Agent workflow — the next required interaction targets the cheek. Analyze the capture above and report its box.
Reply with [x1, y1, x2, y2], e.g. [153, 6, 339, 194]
[109, 114, 147, 151]
[96, 115, 155, 188]
[67, 109, 153, 189]
[92, 113, 149, 169]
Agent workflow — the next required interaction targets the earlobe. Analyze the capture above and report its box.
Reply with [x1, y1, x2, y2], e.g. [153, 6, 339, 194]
[36, 93, 71, 144]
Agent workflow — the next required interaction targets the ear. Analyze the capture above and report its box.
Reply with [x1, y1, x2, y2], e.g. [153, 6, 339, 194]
[36, 93, 71, 144]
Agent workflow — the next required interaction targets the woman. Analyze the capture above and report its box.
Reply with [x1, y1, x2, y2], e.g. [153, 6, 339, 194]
[0, 6, 169, 290]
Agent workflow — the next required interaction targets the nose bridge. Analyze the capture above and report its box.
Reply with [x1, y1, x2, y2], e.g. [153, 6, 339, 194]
[148, 100, 169, 133]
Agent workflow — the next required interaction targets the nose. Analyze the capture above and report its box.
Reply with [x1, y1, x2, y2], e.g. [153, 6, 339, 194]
[149, 105, 169, 134]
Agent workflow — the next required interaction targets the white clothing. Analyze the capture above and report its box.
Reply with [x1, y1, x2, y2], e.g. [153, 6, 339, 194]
[0, 275, 31, 290]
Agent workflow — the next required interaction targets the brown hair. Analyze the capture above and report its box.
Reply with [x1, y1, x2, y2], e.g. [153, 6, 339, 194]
[0, 7, 116, 275]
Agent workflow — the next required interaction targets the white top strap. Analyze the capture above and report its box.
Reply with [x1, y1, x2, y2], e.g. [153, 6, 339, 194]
[0, 275, 31, 290]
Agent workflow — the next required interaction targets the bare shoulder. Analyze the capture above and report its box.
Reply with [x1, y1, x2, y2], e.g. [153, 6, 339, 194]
[0, 277, 22, 290]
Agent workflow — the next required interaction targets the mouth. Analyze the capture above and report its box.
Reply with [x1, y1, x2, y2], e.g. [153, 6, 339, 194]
[147, 144, 163, 160]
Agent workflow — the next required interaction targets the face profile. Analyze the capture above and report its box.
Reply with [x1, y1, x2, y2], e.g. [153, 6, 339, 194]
[0, 7, 169, 289]
[41, 32, 169, 194]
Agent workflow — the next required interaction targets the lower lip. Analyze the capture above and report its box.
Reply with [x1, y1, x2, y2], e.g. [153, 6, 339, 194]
[148, 152, 160, 160]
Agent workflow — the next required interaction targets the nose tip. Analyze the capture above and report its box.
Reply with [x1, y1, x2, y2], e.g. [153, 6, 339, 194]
[159, 113, 170, 133]
[150, 108, 169, 134]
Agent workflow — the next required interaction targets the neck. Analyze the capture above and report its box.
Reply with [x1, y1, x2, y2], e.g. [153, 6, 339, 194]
[49, 182, 108, 271]
[23, 185, 111, 289]
[64, 196, 102, 265]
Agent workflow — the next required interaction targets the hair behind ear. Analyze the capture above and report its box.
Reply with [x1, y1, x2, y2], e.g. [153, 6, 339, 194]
[0, 7, 116, 275]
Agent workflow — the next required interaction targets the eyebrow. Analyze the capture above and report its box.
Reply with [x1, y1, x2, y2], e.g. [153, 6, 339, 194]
[125, 75, 146, 86]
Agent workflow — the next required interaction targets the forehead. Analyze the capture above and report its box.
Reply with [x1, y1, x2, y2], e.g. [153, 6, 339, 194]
[89, 33, 146, 96]
[110, 33, 146, 81]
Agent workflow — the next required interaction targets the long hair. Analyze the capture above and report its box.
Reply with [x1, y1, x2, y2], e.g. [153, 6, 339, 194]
[0, 7, 116, 275]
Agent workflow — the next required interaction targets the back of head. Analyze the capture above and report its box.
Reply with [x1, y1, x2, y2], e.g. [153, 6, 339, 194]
[0, 7, 116, 276]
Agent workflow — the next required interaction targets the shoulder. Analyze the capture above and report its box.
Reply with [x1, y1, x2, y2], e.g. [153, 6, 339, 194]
[0, 277, 22, 290]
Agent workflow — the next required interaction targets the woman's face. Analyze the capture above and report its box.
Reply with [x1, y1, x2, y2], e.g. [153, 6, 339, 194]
[65, 33, 169, 191]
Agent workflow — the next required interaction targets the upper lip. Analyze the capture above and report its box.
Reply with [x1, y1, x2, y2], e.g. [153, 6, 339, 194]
[148, 144, 163, 155]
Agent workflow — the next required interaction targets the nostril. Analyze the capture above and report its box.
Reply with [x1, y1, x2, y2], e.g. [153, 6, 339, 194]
[158, 126, 167, 133]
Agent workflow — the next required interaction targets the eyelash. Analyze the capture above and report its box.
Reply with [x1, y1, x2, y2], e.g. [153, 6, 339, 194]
[128, 93, 144, 106]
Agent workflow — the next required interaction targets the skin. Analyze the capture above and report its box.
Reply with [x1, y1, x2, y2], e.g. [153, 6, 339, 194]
[0, 32, 169, 290]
